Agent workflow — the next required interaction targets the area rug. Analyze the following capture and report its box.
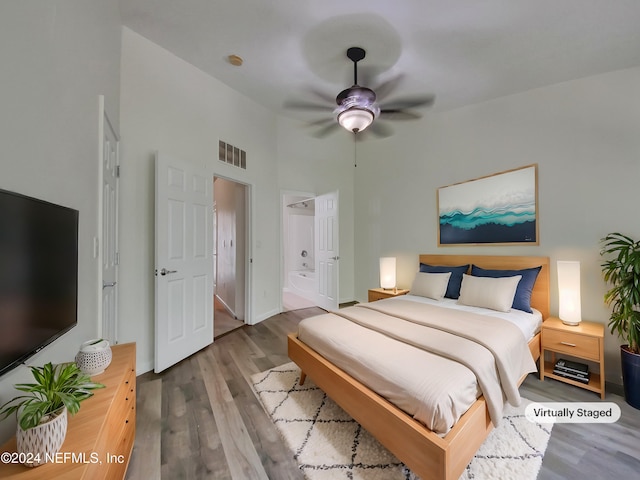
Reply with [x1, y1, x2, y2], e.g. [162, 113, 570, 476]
[252, 363, 553, 480]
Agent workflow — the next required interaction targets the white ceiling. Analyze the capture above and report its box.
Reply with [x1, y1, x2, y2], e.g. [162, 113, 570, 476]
[120, 0, 640, 121]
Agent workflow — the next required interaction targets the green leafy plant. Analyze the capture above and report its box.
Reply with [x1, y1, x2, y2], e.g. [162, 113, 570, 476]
[0, 362, 105, 430]
[600, 232, 640, 354]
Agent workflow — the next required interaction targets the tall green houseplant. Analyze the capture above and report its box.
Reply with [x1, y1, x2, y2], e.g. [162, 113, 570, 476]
[600, 232, 640, 409]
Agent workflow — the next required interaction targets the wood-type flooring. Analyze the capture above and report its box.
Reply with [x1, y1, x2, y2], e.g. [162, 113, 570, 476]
[127, 307, 640, 480]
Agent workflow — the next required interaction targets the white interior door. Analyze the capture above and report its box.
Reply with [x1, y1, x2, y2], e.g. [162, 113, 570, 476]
[155, 153, 214, 373]
[98, 96, 119, 343]
[315, 191, 339, 311]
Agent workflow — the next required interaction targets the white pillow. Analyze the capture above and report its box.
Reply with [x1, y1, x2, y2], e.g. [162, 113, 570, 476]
[457, 274, 522, 312]
[410, 271, 452, 300]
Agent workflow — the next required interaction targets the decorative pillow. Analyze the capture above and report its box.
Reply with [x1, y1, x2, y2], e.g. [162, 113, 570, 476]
[470, 265, 542, 313]
[458, 274, 522, 312]
[410, 272, 452, 301]
[419, 263, 470, 299]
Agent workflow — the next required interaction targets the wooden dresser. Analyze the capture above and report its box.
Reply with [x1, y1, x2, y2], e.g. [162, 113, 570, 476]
[0, 342, 136, 479]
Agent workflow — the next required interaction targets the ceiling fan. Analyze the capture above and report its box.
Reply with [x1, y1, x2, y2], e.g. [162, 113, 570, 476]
[285, 46, 435, 138]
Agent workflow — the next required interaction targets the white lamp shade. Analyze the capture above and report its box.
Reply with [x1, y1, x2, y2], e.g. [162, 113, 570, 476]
[338, 107, 374, 133]
[557, 260, 581, 325]
[379, 257, 396, 289]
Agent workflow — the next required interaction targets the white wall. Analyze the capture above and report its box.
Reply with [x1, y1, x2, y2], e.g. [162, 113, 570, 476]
[120, 28, 288, 373]
[0, 0, 121, 441]
[354, 66, 640, 386]
[119, 28, 359, 373]
[277, 116, 355, 303]
[289, 213, 315, 272]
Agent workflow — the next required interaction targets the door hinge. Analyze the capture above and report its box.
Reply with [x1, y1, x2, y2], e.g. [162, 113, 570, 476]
[115, 252, 120, 266]
[115, 165, 120, 177]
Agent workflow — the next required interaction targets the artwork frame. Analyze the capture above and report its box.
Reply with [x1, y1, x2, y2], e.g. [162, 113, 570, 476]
[437, 164, 538, 246]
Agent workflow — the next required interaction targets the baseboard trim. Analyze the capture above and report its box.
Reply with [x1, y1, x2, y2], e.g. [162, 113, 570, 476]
[253, 308, 280, 325]
[137, 359, 154, 376]
[605, 380, 624, 397]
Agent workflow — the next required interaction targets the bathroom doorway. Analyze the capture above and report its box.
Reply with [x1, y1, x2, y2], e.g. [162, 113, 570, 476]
[281, 190, 339, 312]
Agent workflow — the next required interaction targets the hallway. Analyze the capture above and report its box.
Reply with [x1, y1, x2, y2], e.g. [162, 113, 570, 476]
[213, 296, 244, 339]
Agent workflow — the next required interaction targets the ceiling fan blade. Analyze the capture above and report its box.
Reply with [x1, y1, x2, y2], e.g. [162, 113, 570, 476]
[367, 121, 394, 138]
[307, 117, 336, 127]
[308, 87, 336, 104]
[380, 94, 435, 111]
[372, 73, 404, 102]
[379, 109, 423, 121]
[313, 122, 340, 138]
[283, 99, 333, 112]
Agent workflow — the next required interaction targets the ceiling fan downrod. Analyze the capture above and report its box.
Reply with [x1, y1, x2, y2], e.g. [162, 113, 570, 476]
[346, 47, 366, 86]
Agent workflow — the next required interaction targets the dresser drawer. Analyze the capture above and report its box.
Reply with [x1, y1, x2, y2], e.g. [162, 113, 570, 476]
[543, 328, 600, 361]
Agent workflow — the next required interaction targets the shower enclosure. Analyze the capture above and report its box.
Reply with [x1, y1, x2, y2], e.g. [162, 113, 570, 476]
[282, 194, 317, 310]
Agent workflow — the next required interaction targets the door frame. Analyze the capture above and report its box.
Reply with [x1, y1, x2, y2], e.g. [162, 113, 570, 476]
[213, 173, 253, 325]
[280, 190, 315, 313]
[279, 189, 340, 312]
[97, 95, 120, 342]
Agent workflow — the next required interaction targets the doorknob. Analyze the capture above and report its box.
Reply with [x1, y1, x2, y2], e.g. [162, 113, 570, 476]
[330, 256, 340, 260]
[103, 281, 117, 289]
[159, 268, 177, 276]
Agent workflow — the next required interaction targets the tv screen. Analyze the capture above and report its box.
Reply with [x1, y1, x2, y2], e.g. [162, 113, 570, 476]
[0, 188, 79, 377]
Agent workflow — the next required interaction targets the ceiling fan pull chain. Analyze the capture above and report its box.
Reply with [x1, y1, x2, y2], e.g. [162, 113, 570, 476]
[354, 132, 357, 168]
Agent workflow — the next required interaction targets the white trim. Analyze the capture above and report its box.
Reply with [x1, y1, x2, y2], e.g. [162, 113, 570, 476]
[213, 173, 253, 325]
[97, 95, 121, 342]
[253, 308, 281, 324]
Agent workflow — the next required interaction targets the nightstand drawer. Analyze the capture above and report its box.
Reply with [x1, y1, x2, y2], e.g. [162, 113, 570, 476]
[368, 288, 410, 302]
[369, 290, 390, 302]
[543, 329, 600, 360]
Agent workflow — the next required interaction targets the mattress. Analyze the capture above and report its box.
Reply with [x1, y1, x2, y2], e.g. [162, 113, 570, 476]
[297, 296, 539, 435]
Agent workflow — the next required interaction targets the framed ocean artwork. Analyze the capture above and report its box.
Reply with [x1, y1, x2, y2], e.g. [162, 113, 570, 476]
[437, 164, 538, 246]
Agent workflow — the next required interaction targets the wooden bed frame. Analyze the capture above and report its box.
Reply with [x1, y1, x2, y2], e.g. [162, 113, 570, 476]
[288, 254, 549, 480]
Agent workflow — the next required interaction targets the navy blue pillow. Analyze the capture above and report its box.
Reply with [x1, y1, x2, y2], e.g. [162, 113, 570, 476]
[419, 263, 469, 299]
[470, 265, 542, 313]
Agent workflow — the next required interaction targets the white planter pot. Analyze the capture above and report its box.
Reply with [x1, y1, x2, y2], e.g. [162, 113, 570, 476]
[75, 339, 112, 375]
[16, 407, 67, 467]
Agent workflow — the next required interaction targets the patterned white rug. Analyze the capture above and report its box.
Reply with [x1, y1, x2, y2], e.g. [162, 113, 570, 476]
[252, 363, 553, 480]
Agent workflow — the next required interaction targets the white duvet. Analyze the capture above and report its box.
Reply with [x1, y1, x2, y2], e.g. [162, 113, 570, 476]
[296, 296, 540, 435]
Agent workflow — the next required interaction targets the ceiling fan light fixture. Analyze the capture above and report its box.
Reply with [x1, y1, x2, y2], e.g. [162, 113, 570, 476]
[337, 107, 374, 133]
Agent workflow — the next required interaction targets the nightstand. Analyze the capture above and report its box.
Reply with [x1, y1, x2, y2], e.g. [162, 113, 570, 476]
[540, 317, 605, 398]
[368, 288, 410, 302]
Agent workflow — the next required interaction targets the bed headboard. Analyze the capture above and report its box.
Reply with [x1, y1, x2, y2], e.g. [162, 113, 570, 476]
[418, 254, 550, 320]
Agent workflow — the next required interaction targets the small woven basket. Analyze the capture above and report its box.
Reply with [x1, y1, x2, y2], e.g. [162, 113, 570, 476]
[75, 339, 112, 375]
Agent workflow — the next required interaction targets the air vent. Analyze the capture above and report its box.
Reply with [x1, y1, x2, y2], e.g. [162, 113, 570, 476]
[218, 140, 246, 169]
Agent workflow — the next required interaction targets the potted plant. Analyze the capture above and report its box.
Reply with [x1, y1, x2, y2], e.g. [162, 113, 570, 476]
[600, 232, 640, 409]
[0, 362, 104, 466]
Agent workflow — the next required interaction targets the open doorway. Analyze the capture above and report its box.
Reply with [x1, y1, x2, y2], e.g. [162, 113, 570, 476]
[281, 190, 339, 312]
[282, 192, 316, 312]
[213, 176, 250, 338]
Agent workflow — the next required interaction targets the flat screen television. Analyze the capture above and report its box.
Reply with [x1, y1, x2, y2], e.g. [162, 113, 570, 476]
[0, 188, 79, 377]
